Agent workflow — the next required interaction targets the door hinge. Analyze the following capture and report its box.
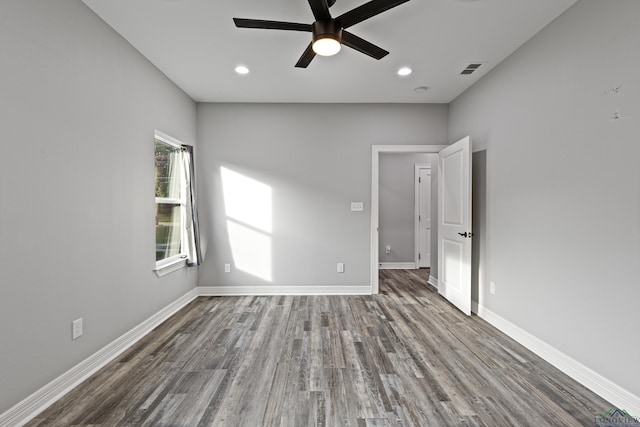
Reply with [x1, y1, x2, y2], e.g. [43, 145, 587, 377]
[418, 253, 421, 260]
[419, 177, 421, 183]
[419, 214, 421, 221]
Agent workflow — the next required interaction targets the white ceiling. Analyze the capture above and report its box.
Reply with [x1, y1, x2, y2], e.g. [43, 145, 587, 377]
[82, 0, 577, 103]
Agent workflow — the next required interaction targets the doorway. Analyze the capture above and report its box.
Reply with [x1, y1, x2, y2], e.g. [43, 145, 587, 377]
[414, 163, 432, 269]
[371, 145, 445, 294]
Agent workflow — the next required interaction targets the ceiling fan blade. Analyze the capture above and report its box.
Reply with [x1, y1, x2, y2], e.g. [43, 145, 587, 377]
[337, 0, 410, 29]
[307, 0, 332, 21]
[342, 31, 388, 59]
[295, 43, 316, 68]
[233, 18, 311, 32]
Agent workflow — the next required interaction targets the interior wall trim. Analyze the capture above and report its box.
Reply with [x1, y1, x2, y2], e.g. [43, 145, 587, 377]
[473, 302, 640, 416]
[427, 275, 438, 288]
[379, 262, 416, 270]
[0, 289, 199, 427]
[198, 285, 372, 296]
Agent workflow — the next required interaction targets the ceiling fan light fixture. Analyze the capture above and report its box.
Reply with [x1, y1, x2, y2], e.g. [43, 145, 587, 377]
[312, 37, 341, 56]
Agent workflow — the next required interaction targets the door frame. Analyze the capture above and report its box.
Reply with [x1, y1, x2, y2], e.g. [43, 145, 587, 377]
[414, 163, 432, 269]
[371, 145, 446, 294]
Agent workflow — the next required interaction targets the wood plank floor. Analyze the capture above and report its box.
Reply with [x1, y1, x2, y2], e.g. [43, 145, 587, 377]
[28, 269, 611, 426]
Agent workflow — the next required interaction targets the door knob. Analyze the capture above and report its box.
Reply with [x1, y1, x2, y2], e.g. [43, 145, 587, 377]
[458, 232, 468, 237]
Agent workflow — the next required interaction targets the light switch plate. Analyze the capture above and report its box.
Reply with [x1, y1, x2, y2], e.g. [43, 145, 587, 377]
[350, 202, 364, 212]
[72, 318, 83, 340]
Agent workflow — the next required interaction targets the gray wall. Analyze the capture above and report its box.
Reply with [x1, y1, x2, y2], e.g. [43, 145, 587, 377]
[379, 153, 437, 266]
[196, 103, 448, 288]
[449, 0, 640, 398]
[0, 0, 197, 413]
[471, 151, 487, 306]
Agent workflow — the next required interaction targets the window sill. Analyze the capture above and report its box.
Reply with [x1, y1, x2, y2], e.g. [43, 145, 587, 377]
[154, 256, 187, 278]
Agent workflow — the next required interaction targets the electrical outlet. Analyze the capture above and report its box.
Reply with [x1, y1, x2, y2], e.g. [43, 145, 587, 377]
[490, 281, 496, 295]
[72, 318, 83, 340]
[224, 263, 231, 273]
[337, 263, 345, 273]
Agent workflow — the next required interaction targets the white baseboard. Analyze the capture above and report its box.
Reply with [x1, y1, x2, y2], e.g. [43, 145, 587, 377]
[474, 302, 640, 416]
[198, 285, 372, 296]
[379, 262, 416, 270]
[427, 275, 438, 288]
[0, 288, 199, 427]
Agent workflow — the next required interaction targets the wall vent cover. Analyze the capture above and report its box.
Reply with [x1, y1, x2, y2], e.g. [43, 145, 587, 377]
[460, 62, 485, 75]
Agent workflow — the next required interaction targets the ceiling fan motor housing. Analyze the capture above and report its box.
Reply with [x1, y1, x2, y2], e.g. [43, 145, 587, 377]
[312, 20, 343, 44]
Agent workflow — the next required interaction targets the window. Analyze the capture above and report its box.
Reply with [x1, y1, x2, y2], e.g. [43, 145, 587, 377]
[154, 131, 201, 276]
[155, 136, 184, 263]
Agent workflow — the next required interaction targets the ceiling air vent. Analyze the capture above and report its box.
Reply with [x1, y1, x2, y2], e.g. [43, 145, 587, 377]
[460, 62, 485, 76]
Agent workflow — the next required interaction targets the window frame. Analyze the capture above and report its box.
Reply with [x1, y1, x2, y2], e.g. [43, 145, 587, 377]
[154, 130, 188, 276]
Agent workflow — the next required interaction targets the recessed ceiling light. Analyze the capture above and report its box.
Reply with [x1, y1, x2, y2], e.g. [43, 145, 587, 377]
[397, 67, 412, 76]
[235, 65, 250, 75]
[414, 86, 429, 93]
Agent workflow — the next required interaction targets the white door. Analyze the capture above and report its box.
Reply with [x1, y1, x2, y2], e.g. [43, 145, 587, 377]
[438, 136, 472, 315]
[417, 167, 431, 268]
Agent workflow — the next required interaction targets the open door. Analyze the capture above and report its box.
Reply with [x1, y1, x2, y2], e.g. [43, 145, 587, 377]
[438, 136, 472, 315]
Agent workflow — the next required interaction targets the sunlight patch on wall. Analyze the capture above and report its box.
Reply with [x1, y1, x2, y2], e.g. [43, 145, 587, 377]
[221, 167, 273, 282]
[221, 167, 272, 233]
[226, 220, 272, 282]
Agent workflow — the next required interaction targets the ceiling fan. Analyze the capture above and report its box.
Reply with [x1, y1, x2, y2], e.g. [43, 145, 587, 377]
[233, 0, 410, 68]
